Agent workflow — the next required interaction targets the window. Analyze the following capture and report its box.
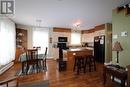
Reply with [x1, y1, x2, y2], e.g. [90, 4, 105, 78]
[33, 28, 49, 54]
[0, 19, 16, 65]
[71, 30, 81, 45]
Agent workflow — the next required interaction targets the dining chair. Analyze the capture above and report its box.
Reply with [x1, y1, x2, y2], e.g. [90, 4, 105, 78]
[25, 49, 40, 74]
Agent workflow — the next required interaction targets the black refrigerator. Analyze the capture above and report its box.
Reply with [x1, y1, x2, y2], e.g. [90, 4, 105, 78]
[94, 35, 105, 63]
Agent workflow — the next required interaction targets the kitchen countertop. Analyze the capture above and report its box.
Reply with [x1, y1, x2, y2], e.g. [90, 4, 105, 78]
[63, 47, 93, 71]
[64, 47, 93, 52]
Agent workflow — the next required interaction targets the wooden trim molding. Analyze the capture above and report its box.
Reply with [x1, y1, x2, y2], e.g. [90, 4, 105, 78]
[82, 28, 95, 34]
[82, 24, 105, 34]
[53, 27, 71, 33]
[53, 24, 105, 34]
[95, 24, 105, 30]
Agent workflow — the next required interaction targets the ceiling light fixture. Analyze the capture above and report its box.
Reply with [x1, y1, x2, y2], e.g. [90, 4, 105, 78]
[74, 22, 80, 27]
[73, 22, 81, 30]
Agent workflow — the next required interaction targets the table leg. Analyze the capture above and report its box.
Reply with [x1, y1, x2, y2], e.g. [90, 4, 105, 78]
[22, 62, 24, 73]
[121, 80, 125, 87]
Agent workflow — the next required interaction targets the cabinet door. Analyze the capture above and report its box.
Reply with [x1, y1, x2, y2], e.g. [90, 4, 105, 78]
[53, 48, 59, 60]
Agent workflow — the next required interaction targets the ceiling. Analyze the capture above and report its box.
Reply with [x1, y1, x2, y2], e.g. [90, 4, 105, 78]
[11, 0, 130, 30]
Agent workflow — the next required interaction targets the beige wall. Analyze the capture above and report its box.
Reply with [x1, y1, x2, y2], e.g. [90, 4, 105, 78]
[112, 9, 130, 67]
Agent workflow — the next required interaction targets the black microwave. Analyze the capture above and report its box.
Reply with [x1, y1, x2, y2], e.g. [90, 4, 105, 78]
[58, 37, 67, 42]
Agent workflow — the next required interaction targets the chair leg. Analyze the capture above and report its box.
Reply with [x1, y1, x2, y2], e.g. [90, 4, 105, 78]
[43, 60, 45, 70]
[73, 58, 77, 71]
[26, 65, 29, 74]
[36, 63, 39, 73]
[44, 60, 46, 67]
[77, 60, 80, 75]
[22, 62, 24, 74]
[88, 58, 91, 72]
[32, 65, 35, 73]
[93, 59, 96, 71]
[89, 56, 96, 72]
[39, 61, 42, 71]
[83, 58, 86, 73]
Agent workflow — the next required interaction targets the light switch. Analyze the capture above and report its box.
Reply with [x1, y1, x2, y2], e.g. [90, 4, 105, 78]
[113, 35, 118, 39]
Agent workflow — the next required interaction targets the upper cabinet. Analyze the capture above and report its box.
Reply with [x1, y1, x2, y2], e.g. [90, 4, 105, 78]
[16, 28, 27, 49]
[81, 24, 105, 43]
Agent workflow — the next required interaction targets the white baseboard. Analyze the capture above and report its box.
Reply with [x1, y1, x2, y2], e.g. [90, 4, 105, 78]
[0, 62, 14, 75]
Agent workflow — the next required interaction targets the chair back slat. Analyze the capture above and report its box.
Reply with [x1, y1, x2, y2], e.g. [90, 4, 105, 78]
[26, 49, 38, 61]
[42, 47, 48, 70]
[43, 47, 48, 59]
[45, 47, 48, 55]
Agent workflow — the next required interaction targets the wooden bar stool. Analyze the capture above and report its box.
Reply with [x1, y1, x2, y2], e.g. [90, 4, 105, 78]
[85, 55, 96, 72]
[73, 55, 86, 75]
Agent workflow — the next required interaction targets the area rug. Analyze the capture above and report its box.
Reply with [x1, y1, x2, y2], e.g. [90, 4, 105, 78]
[19, 80, 50, 87]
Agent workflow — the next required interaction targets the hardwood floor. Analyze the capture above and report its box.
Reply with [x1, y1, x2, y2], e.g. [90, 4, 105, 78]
[0, 60, 120, 87]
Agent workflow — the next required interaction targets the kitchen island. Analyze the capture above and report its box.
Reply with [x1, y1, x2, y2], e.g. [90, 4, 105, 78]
[63, 47, 93, 71]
